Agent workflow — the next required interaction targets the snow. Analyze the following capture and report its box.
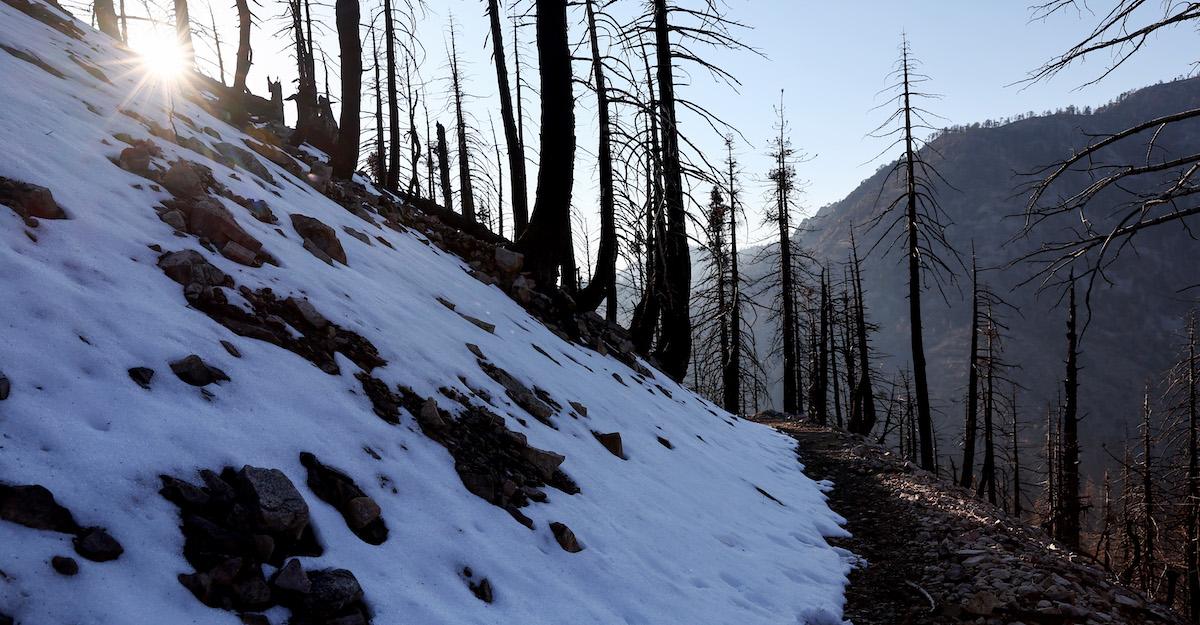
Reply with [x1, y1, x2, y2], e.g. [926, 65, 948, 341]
[0, 4, 851, 624]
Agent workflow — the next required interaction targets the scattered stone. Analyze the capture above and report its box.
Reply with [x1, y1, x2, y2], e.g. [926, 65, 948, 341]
[592, 432, 624, 458]
[117, 140, 160, 175]
[477, 360, 555, 426]
[656, 436, 674, 450]
[237, 466, 309, 540]
[494, 247, 523, 275]
[302, 568, 363, 616]
[468, 576, 493, 603]
[342, 226, 371, 245]
[299, 452, 388, 545]
[549, 522, 583, 553]
[127, 366, 154, 389]
[162, 160, 207, 198]
[0, 371, 9, 400]
[0, 483, 81, 533]
[73, 527, 123, 562]
[169, 354, 229, 387]
[51, 555, 79, 576]
[460, 313, 496, 334]
[220, 340, 242, 358]
[272, 558, 311, 594]
[0, 176, 67, 221]
[292, 214, 347, 265]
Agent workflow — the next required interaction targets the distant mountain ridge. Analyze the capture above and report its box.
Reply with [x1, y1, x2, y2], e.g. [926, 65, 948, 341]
[757, 76, 1200, 476]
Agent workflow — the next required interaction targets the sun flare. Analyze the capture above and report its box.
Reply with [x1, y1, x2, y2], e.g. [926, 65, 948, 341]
[133, 30, 188, 81]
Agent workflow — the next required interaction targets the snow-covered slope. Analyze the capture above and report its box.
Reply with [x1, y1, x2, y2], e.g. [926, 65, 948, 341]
[0, 3, 850, 624]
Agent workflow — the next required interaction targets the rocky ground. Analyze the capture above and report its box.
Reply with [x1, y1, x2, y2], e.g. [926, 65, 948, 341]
[766, 421, 1183, 625]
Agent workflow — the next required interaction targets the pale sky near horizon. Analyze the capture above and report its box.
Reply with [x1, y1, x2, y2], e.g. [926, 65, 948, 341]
[109, 0, 1197, 249]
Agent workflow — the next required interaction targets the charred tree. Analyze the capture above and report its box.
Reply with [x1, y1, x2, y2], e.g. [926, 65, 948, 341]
[330, 0, 361, 179]
[1056, 278, 1082, 550]
[575, 0, 617, 316]
[382, 0, 400, 191]
[723, 138, 744, 414]
[961, 255, 981, 489]
[436, 122, 453, 211]
[518, 0, 575, 288]
[94, 0, 120, 38]
[486, 0, 528, 236]
[448, 26, 477, 222]
[846, 230, 878, 436]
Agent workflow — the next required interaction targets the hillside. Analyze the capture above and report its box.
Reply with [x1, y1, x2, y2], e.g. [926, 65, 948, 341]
[0, 2, 852, 624]
[757, 77, 1200, 473]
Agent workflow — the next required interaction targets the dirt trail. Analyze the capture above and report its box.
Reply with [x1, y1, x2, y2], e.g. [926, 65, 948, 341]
[766, 421, 1183, 625]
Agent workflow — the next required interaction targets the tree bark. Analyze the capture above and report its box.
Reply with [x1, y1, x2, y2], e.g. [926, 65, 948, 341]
[651, 0, 691, 381]
[961, 257, 980, 489]
[487, 0, 529, 236]
[330, 0, 361, 179]
[575, 0, 617, 314]
[382, 0, 400, 192]
[517, 0, 575, 288]
[436, 122, 453, 212]
[94, 0, 120, 39]
[1056, 279, 1081, 549]
[722, 142, 742, 414]
[174, 0, 194, 66]
[449, 28, 476, 222]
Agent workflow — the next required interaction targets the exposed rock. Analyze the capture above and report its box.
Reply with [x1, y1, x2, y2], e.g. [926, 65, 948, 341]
[0, 483, 81, 533]
[214, 142, 275, 184]
[0, 176, 67, 221]
[158, 250, 232, 300]
[305, 163, 333, 192]
[127, 366, 155, 389]
[272, 558, 311, 594]
[494, 247, 523, 275]
[592, 431, 624, 459]
[467, 575, 493, 604]
[73, 527, 124, 562]
[549, 522, 583, 553]
[354, 373, 400, 424]
[459, 313, 496, 334]
[963, 590, 1000, 616]
[162, 160, 207, 198]
[237, 466, 309, 539]
[117, 139, 161, 175]
[291, 214, 346, 265]
[342, 226, 371, 245]
[477, 360, 555, 426]
[170, 354, 230, 387]
[0, 372, 9, 400]
[51, 555, 79, 575]
[656, 436, 674, 450]
[301, 568, 363, 616]
[416, 398, 447, 431]
[299, 452, 388, 545]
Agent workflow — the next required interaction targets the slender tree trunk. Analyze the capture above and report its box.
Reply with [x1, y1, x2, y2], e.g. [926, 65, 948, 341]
[382, 0, 400, 191]
[449, 28, 476, 222]
[899, 47, 935, 471]
[174, 0, 194, 66]
[372, 26, 386, 184]
[1186, 316, 1199, 622]
[1011, 385, 1023, 517]
[404, 60, 421, 197]
[777, 127, 799, 415]
[1057, 279, 1082, 549]
[848, 230, 877, 435]
[723, 141, 742, 414]
[233, 0, 252, 89]
[208, 5, 225, 84]
[961, 257, 981, 489]
[651, 0, 691, 381]
[830, 287, 843, 428]
[575, 0, 617, 314]
[517, 0, 574, 287]
[330, 0, 361, 180]
[978, 309, 997, 505]
[487, 0, 529, 236]
[1142, 390, 1156, 587]
[436, 122, 453, 212]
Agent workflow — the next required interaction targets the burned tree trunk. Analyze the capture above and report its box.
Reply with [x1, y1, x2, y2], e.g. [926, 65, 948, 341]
[650, 0, 691, 381]
[449, 27, 476, 222]
[486, 0, 529, 236]
[961, 256, 981, 489]
[436, 122, 453, 212]
[517, 0, 575, 288]
[330, 0, 361, 180]
[382, 0, 400, 192]
[722, 140, 743, 415]
[574, 0, 616, 315]
[1056, 279, 1081, 550]
[174, 0, 194, 66]
[847, 230, 877, 435]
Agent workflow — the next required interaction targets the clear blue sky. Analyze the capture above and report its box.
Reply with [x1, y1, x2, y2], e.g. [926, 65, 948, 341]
[116, 0, 1196, 247]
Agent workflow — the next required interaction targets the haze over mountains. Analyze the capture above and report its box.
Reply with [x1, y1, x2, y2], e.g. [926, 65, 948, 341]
[747, 76, 1200, 473]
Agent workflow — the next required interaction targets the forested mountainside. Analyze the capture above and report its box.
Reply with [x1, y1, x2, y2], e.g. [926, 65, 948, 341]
[0, 2, 851, 624]
[750, 76, 1200, 477]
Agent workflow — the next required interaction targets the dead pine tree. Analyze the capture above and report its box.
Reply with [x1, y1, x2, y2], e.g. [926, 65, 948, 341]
[330, 0, 361, 180]
[517, 0, 575, 288]
[866, 35, 959, 471]
[446, 23, 477, 222]
[485, 0, 528, 236]
[846, 229, 878, 436]
[722, 137, 744, 414]
[574, 0, 617, 318]
[1056, 277, 1082, 550]
[436, 122, 453, 211]
[961, 252, 982, 489]
[1179, 314, 1200, 621]
[174, 0, 195, 67]
[380, 0, 400, 191]
[765, 95, 803, 415]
